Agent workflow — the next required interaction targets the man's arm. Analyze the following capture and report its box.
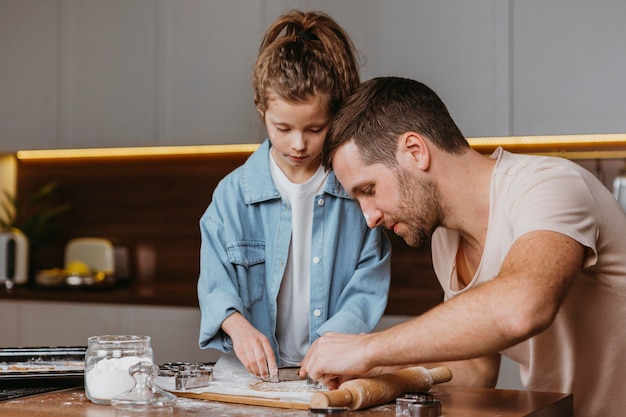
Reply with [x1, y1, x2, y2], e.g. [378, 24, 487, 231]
[423, 355, 501, 388]
[301, 231, 584, 385]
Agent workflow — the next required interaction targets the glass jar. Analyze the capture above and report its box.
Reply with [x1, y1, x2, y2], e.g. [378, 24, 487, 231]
[84, 335, 154, 405]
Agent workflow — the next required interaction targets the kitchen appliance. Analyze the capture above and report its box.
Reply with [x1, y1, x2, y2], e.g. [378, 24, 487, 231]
[35, 237, 130, 288]
[0, 228, 28, 287]
[65, 237, 115, 274]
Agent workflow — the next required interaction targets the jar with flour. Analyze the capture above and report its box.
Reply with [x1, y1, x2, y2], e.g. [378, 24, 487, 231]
[85, 335, 154, 405]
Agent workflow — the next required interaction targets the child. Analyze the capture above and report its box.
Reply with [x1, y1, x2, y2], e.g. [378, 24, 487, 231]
[197, 10, 391, 381]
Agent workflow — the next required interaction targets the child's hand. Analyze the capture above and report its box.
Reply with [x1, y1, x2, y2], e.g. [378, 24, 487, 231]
[222, 312, 278, 380]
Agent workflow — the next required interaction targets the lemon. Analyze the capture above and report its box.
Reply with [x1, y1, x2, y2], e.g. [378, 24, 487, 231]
[66, 260, 91, 275]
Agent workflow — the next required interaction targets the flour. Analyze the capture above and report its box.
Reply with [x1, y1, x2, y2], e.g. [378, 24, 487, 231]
[85, 356, 151, 401]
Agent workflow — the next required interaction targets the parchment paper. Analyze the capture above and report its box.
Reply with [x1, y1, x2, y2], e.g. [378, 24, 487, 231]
[156, 353, 314, 405]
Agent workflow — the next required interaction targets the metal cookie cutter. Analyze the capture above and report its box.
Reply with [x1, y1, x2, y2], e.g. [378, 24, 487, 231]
[396, 392, 439, 417]
[306, 375, 328, 390]
[159, 362, 214, 390]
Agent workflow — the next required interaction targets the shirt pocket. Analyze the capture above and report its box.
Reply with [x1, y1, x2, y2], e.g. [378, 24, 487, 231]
[226, 241, 265, 310]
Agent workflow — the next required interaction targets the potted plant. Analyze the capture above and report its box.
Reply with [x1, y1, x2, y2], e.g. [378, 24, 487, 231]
[0, 181, 71, 286]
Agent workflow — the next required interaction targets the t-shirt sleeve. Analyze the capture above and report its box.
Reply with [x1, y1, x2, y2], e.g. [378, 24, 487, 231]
[505, 165, 599, 269]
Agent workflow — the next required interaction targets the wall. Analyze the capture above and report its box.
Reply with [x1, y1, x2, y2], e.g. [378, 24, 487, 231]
[16, 152, 443, 317]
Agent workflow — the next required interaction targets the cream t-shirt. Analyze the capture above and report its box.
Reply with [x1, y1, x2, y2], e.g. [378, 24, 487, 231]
[432, 148, 626, 417]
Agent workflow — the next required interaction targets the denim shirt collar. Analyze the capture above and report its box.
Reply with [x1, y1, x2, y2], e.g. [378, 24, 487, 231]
[241, 140, 351, 204]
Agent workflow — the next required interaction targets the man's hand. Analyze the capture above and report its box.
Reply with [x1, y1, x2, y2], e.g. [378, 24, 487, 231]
[222, 312, 278, 380]
[301, 332, 376, 388]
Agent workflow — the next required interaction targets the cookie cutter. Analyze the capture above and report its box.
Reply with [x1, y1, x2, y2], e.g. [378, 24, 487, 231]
[159, 362, 214, 390]
[396, 392, 437, 417]
[306, 375, 327, 389]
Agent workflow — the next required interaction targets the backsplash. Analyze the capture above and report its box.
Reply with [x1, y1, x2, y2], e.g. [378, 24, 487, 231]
[15, 152, 443, 315]
[17, 152, 621, 315]
[17, 153, 249, 286]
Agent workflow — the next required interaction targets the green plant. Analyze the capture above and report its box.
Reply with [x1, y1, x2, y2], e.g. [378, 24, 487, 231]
[0, 181, 71, 251]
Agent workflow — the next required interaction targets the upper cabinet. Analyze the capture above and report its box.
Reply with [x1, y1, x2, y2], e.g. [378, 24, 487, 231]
[156, 1, 263, 146]
[0, 1, 59, 151]
[0, 0, 265, 152]
[60, 0, 157, 148]
[512, 1, 626, 135]
[1, 1, 625, 152]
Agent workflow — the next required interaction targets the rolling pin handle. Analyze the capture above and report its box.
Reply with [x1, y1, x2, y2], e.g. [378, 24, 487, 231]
[428, 366, 452, 385]
[310, 389, 353, 408]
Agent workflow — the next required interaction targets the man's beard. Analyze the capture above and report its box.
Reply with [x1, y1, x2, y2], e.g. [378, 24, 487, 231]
[395, 169, 443, 247]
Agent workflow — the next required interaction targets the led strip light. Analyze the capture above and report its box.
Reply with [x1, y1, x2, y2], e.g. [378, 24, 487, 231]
[14, 133, 626, 160]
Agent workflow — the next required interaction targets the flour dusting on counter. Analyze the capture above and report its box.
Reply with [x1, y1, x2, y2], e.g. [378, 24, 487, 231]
[157, 353, 316, 406]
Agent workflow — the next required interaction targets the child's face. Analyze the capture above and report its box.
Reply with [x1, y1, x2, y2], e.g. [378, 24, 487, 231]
[262, 93, 330, 183]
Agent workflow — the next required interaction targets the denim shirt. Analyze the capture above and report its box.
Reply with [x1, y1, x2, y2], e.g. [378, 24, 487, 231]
[197, 140, 391, 365]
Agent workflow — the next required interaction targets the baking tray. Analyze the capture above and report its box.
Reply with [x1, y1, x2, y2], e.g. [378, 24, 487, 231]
[0, 346, 86, 381]
[0, 346, 86, 401]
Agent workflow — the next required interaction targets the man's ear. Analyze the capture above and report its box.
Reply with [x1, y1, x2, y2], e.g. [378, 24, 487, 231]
[398, 132, 430, 171]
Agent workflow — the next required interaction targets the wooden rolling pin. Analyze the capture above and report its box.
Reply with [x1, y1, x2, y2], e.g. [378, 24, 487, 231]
[310, 366, 451, 410]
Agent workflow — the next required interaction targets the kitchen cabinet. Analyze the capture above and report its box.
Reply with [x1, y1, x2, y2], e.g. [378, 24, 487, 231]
[0, 301, 19, 347]
[512, 1, 626, 135]
[0, 0, 58, 151]
[0, 0, 264, 152]
[57, 0, 158, 149]
[156, 1, 263, 147]
[3, 2, 624, 153]
[118, 304, 218, 364]
[2, 300, 220, 364]
[18, 301, 117, 346]
[59, 0, 265, 148]
[339, 0, 510, 138]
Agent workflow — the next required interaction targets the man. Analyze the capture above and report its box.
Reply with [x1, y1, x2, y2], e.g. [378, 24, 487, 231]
[300, 77, 626, 417]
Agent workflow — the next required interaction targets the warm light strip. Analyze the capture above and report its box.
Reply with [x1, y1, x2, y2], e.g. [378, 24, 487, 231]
[510, 150, 626, 159]
[16, 143, 260, 160]
[467, 133, 626, 148]
[14, 133, 626, 160]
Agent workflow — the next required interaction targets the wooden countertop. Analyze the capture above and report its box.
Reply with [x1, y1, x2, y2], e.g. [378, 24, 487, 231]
[0, 386, 572, 417]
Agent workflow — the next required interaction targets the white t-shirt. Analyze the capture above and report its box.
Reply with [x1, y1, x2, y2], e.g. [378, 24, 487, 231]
[269, 155, 328, 365]
[432, 148, 626, 417]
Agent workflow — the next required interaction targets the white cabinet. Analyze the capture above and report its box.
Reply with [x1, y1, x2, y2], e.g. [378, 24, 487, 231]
[512, 1, 626, 135]
[343, 0, 510, 138]
[156, 1, 263, 146]
[0, 301, 19, 347]
[0, 0, 59, 151]
[0, 0, 265, 152]
[62, 0, 264, 148]
[17, 301, 117, 346]
[118, 304, 217, 364]
[60, 0, 158, 149]
[2, 300, 221, 364]
[2, 1, 626, 152]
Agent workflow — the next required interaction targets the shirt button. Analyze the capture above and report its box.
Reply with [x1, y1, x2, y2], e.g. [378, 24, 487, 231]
[317, 198, 325, 206]
[313, 309, 321, 317]
[313, 256, 320, 264]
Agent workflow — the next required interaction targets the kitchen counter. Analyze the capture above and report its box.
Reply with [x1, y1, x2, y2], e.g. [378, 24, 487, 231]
[0, 386, 572, 417]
